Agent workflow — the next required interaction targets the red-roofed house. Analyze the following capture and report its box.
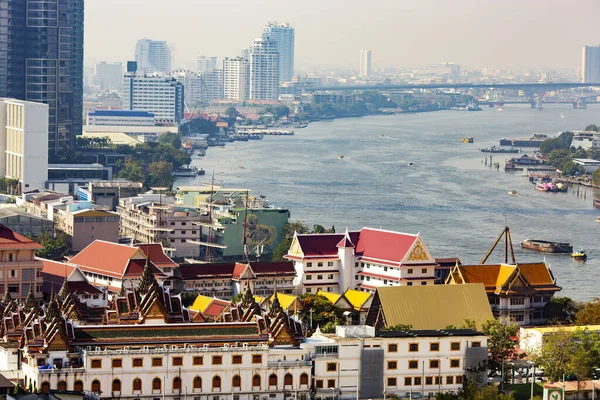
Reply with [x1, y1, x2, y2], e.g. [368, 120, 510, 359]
[286, 227, 438, 294]
[0, 224, 44, 304]
[66, 240, 167, 293]
[40, 259, 106, 307]
[134, 243, 178, 275]
[179, 261, 296, 300]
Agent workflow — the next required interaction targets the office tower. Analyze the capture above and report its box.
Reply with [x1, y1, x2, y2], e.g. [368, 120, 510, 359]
[173, 70, 202, 105]
[199, 69, 224, 101]
[0, 0, 84, 156]
[122, 76, 184, 124]
[135, 39, 172, 75]
[0, 99, 49, 192]
[223, 58, 249, 100]
[262, 22, 294, 82]
[360, 50, 372, 77]
[95, 62, 124, 92]
[196, 56, 218, 76]
[249, 38, 280, 101]
[582, 46, 600, 83]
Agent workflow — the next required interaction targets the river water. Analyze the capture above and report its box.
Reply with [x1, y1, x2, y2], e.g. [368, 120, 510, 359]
[179, 105, 600, 301]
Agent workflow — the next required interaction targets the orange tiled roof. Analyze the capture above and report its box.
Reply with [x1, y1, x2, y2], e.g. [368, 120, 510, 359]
[0, 224, 43, 250]
[519, 262, 555, 285]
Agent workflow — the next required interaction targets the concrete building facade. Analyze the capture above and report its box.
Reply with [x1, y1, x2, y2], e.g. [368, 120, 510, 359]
[360, 50, 372, 77]
[249, 38, 280, 101]
[135, 39, 172, 75]
[95, 62, 123, 92]
[122, 76, 184, 124]
[223, 58, 250, 100]
[262, 22, 295, 82]
[0, 99, 49, 192]
[582, 45, 600, 83]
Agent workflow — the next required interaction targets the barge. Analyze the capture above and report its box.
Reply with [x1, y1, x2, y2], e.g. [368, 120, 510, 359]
[500, 133, 549, 147]
[521, 239, 572, 254]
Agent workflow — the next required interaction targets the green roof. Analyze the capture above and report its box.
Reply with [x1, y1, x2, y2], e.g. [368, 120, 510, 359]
[375, 283, 493, 330]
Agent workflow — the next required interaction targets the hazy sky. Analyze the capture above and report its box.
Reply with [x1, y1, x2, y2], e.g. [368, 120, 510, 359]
[85, 0, 600, 71]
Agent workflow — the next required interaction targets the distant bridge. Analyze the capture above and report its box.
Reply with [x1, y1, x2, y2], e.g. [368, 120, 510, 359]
[304, 82, 600, 92]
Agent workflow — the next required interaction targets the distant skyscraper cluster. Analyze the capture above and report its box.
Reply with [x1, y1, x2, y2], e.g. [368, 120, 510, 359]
[360, 50, 372, 77]
[0, 0, 84, 156]
[582, 45, 600, 83]
[135, 39, 172, 75]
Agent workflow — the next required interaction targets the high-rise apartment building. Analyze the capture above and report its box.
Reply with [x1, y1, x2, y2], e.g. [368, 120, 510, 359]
[173, 70, 202, 105]
[582, 46, 600, 83]
[0, 99, 48, 193]
[95, 62, 123, 92]
[249, 38, 280, 101]
[122, 76, 184, 124]
[262, 22, 295, 82]
[0, 0, 84, 156]
[135, 39, 172, 75]
[196, 56, 218, 76]
[360, 50, 372, 77]
[223, 58, 249, 100]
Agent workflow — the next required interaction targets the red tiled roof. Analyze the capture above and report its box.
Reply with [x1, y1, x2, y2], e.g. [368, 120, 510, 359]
[40, 258, 75, 277]
[336, 233, 355, 248]
[0, 224, 43, 249]
[179, 263, 236, 280]
[232, 263, 247, 279]
[40, 258, 103, 295]
[69, 240, 140, 278]
[249, 261, 295, 276]
[204, 299, 229, 317]
[354, 228, 417, 265]
[123, 259, 166, 278]
[135, 244, 178, 269]
[357, 283, 377, 290]
[294, 233, 349, 257]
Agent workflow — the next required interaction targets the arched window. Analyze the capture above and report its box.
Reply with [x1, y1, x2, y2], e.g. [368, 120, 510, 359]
[112, 379, 121, 392]
[212, 375, 221, 390]
[133, 378, 142, 391]
[269, 374, 278, 387]
[57, 381, 67, 391]
[91, 380, 101, 393]
[74, 381, 83, 392]
[252, 374, 261, 388]
[41, 382, 50, 394]
[300, 373, 309, 385]
[173, 377, 181, 391]
[152, 377, 161, 392]
[232, 375, 241, 388]
[284, 373, 293, 386]
[193, 376, 202, 390]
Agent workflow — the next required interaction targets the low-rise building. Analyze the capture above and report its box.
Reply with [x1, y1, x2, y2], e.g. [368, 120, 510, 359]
[179, 261, 296, 299]
[446, 262, 561, 325]
[0, 208, 54, 238]
[78, 180, 144, 211]
[570, 131, 600, 149]
[519, 324, 600, 355]
[286, 228, 440, 294]
[303, 325, 488, 399]
[87, 110, 156, 126]
[573, 158, 600, 173]
[365, 284, 493, 330]
[117, 194, 203, 259]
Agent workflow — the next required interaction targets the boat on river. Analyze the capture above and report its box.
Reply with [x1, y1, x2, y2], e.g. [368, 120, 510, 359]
[499, 133, 549, 147]
[508, 190, 517, 195]
[461, 137, 474, 143]
[521, 239, 572, 254]
[480, 146, 519, 153]
[571, 250, 587, 261]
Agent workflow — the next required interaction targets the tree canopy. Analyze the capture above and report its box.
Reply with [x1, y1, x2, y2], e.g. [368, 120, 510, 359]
[575, 298, 600, 325]
[299, 293, 345, 333]
[480, 318, 521, 374]
[543, 296, 580, 324]
[33, 232, 71, 260]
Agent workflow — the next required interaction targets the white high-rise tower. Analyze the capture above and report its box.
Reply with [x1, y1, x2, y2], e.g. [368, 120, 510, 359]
[582, 46, 600, 83]
[249, 38, 279, 101]
[223, 58, 249, 100]
[135, 39, 172, 75]
[262, 22, 295, 82]
[360, 50, 372, 77]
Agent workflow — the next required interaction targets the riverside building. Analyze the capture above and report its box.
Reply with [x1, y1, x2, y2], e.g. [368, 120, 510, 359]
[122, 75, 184, 125]
[262, 22, 295, 82]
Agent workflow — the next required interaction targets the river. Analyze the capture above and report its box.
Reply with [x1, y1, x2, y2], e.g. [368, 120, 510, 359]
[178, 104, 600, 301]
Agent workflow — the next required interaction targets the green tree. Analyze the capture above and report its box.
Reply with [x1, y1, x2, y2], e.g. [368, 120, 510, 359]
[117, 159, 145, 183]
[181, 292, 197, 307]
[560, 160, 582, 176]
[533, 328, 575, 382]
[312, 224, 326, 234]
[585, 124, 599, 132]
[576, 298, 600, 325]
[34, 232, 71, 260]
[159, 132, 182, 149]
[299, 293, 345, 331]
[481, 318, 521, 374]
[593, 169, 600, 186]
[543, 296, 579, 324]
[148, 161, 174, 189]
[384, 324, 413, 331]
[179, 117, 219, 135]
[569, 329, 600, 384]
[272, 220, 311, 261]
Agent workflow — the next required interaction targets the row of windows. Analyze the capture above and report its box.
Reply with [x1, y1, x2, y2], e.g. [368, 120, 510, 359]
[306, 261, 335, 267]
[305, 274, 335, 281]
[387, 359, 461, 370]
[94, 354, 265, 369]
[43, 373, 311, 394]
[404, 341, 481, 352]
[82, 271, 113, 283]
[73, 216, 116, 223]
[386, 375, 464, 387]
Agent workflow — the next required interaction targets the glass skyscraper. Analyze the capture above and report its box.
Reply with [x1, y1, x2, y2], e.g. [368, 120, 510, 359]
[0, 0, 84, 156]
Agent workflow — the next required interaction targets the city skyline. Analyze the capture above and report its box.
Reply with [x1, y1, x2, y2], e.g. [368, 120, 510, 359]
[85, 0, 600, 71]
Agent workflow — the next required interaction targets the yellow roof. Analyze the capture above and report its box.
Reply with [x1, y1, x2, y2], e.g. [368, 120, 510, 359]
[317, 291, 341, 304]
[495, 265, 516, 288]
[254, 295, 266, 304]
[344, 289, 372, 311]
[270, 293, 298, 311]
[189, 294, 214, 313]
[375, 284, 493, 330]
[525, 325, 600, 334]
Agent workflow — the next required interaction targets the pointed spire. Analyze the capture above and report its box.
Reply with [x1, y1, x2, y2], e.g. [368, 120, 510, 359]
[119, 284, 126, 297]
[138, 258, 156, 295]
[45, 294, 60, 321]
[1, 291, 11, 306]
[58, 279, 70, 300]
[242, 286, 254, 307]
[269, 292, 282, 317]
[24, 285, 38, 312]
